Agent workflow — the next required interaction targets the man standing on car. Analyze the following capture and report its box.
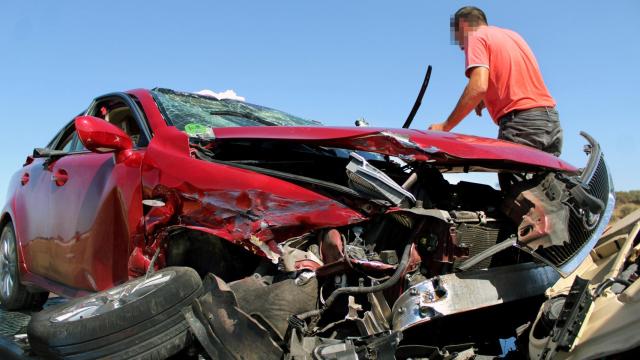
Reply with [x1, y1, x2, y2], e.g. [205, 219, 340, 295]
[429, 6, 562, 157]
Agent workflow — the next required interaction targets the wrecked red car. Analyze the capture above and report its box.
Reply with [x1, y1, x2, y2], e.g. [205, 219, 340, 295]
[0, 88, 614, 358]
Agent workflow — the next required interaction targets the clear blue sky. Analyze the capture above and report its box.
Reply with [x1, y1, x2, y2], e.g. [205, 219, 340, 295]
[1, 1, 638, 207]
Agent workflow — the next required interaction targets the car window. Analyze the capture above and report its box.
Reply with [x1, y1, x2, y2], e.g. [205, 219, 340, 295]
[71, 132, 87, 152]
[91, 99, 146, 147]
[52, 122, 89, 153]
[56, 129, 77, 152]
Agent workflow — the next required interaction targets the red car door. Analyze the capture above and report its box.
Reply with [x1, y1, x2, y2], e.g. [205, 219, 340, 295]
[46, 149, 142, 291]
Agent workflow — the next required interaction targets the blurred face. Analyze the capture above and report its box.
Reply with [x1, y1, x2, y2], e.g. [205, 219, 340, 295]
[451, 18, 466, 50]
[451, 19, 480, 51]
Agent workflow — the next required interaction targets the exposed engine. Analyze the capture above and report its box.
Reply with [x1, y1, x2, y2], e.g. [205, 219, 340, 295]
[160, 133, 613, 358]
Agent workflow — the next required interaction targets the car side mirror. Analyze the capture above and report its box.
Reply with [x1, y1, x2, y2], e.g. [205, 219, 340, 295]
[75, 116, 133, 153]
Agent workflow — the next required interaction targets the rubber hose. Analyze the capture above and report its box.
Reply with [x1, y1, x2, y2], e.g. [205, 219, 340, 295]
[297, 241, 413, 320]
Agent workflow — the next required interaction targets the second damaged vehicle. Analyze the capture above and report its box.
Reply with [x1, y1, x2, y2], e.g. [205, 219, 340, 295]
[0, 88, 614, 358]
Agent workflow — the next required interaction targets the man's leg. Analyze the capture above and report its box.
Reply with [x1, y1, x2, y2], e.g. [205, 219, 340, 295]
[497, 108, 563, 190]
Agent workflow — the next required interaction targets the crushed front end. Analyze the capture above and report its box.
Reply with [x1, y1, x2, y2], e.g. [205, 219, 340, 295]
[138, 124, 614, 359]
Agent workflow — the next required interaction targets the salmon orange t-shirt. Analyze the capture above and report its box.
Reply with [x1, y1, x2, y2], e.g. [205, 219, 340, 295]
[464, 26, 556, 123]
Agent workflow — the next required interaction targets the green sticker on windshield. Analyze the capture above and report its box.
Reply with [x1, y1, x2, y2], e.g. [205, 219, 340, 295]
[184, 123, 213, 138]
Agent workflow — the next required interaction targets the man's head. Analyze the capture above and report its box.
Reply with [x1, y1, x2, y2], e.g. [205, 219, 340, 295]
[451, 6, 488, 49]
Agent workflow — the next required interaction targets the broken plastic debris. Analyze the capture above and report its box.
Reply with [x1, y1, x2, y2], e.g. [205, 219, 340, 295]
[250, 235, 281, 264]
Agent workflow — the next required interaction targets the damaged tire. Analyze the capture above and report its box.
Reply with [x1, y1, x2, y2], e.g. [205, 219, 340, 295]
[28, 267, 202, 360]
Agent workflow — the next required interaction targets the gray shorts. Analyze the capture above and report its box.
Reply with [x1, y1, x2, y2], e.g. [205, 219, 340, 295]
[498, 107, 563, 156]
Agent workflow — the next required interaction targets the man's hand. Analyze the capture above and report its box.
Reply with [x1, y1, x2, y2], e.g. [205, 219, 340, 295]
[429, 122, 449, 132]
[475, 100, 485, 116]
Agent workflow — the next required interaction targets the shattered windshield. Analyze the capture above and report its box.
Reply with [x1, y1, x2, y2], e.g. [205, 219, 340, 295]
[151, 88, 320, 136]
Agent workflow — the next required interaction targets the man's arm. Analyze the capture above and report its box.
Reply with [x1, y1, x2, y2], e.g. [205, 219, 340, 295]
[429, 66, 488, 131]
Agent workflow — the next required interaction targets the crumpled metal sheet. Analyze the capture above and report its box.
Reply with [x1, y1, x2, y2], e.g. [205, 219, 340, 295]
[128, 125, 367, 275]
[211, 126, 578, 172]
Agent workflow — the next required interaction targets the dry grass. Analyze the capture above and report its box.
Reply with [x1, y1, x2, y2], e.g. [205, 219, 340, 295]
[612, 190, 640, 222]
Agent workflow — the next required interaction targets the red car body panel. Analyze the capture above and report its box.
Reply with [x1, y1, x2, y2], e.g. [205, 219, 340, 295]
[0, 88, 579, 297]
[127, 88, 167, 131]
[212, 126, 578, 172]
[129, 88, 576, 172]
[129, 126, 366, 276]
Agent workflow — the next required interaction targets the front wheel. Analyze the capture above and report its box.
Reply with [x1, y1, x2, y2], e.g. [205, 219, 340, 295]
[0, 222, 48, 310]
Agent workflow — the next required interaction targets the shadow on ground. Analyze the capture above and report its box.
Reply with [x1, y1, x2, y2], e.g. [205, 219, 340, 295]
[0, 297, 67, 337]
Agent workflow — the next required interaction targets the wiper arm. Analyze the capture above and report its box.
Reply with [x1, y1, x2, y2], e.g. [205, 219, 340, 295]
[208, 111, 276, 126]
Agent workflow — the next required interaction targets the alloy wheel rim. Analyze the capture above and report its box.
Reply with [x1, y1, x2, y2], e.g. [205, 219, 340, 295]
[51, 270, 175, 322]
[0, 229, 16, 300]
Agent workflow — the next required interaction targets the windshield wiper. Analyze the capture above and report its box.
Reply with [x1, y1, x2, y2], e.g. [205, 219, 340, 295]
[208, 111, 276, 126]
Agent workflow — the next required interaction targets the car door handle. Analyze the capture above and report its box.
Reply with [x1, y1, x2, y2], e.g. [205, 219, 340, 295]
[52, 169, 69, 186]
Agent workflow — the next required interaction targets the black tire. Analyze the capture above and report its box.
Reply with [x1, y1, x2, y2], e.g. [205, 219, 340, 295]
[0, 222, 49, 311]
[28, 267, 203, 360]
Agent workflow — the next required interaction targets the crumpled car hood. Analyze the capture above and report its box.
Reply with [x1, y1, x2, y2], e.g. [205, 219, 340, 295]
[211, 126, 578, 172]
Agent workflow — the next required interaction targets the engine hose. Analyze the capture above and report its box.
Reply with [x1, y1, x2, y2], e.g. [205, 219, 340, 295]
[296, 241, 413, 320]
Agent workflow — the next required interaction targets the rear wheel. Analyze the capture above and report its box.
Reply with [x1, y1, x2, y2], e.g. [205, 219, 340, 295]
[28, 267, 203, 360]
[0, 222, 48, 310]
